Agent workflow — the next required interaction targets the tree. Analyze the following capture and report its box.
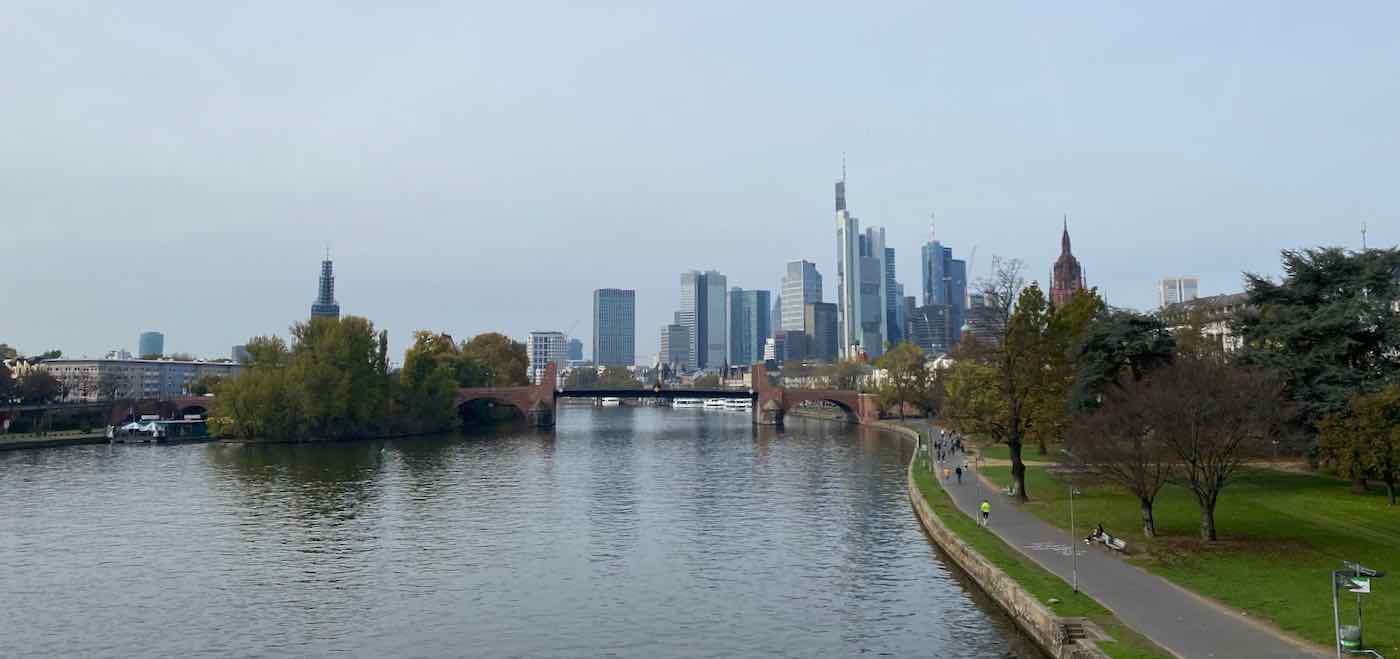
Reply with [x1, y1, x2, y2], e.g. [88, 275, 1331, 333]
[875, 341, 928, 418]
[398, 331, 462, 433]
[1149, 358, 1290, 540]
[0, 362, 14, 402]
[1068, 373, 1176, 537]
[692, 373, 721, 388]
[1319, 385, 1400, 505]
[0, 343, 17, 360]
[1071, 308, 1175, 412]
[598, 366, 641, 388]
[825, 358, 871, 390]
[17, 371, 63, 404]
[1025, 288, 1104, 455]
[36, 350, 61, 360]
[460, 333, 529, 387]
[96, 372, 123, 401]
[188, 375, 224, 396]
[169, 352, 196, 362]
[1236, 247, 1400, 430]
[564, 367, 601, 389]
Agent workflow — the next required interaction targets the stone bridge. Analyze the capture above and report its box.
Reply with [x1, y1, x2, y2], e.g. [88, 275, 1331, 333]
[455, 362, 881, 428]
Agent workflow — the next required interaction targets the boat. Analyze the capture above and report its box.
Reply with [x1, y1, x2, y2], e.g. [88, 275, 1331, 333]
[703, 399, 727, 410]
[672, 398, 703, 409]
[600, 397, 622, 406]
[724, 398, 752, 411]
[110, 419, 211, 444]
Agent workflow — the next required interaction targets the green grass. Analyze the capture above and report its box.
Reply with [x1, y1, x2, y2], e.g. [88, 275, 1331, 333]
[981, 464, 1398, 657]
[910, 453, 1170, 659]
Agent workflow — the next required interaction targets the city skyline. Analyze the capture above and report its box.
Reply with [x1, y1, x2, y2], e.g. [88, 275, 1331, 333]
[5, 4, 1397, 361]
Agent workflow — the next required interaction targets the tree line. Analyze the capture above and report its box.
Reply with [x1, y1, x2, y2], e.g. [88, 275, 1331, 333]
[212, 318, 529, 441]
[872, 247, 1400, 540]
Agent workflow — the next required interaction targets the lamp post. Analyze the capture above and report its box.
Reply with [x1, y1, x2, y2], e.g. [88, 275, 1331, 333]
[1070, 485, 1080, 593]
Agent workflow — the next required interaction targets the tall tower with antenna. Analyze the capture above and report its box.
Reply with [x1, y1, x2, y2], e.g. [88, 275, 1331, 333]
[310, 248, 341, 319]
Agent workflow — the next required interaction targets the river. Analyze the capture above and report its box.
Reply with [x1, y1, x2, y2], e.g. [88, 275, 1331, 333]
[0, 406, 1041, 658]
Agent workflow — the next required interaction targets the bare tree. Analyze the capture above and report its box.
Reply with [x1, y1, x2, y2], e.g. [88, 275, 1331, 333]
[1068, 376, 1175, 537]
[1148, 358, 1289, 541]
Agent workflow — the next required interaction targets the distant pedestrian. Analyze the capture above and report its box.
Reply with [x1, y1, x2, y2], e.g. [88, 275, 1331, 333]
[979, 499, 991, 526]
[943, 466, 951, 481]
[955, 466, 962, 484]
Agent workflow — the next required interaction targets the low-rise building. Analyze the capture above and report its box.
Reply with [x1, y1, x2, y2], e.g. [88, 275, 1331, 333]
[38, 358, 244, 402]
[1160, 292, 1252, 353]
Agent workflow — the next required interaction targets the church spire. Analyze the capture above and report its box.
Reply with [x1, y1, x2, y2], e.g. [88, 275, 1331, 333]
[1060, 214, 1071, 254]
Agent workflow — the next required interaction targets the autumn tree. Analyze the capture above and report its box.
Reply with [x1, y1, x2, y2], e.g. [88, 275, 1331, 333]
[460, 332, 529, 387]
[1319, 385, 1400, 505]
[1025, 288, 1104, 455]
[875, 341, 928, 418]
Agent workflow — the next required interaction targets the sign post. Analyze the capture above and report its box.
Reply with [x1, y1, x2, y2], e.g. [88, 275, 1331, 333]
[1331, 561, 1384, 658]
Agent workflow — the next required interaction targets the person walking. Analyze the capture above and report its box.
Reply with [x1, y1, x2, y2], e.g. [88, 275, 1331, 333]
[955, 466, 963, 484]
[979, 499, 991, 526]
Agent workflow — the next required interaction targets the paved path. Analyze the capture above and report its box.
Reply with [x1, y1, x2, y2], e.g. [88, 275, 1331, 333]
[929, 454, 1327, 659]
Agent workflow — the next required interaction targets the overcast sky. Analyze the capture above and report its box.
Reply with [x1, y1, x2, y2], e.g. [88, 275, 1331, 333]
[4, 2, 1397, 363]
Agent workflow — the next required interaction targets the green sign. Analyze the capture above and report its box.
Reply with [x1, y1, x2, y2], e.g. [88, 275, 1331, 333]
[1349, 576, 1371, 594]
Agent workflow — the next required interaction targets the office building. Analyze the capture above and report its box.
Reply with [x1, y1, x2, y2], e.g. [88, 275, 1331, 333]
[1158, 277, 1200, 308]
[771, 295, 783, 337]
[782, 330, 808, 362]
[1050, 217, 1087, 307]
[310, 254, 341, 318]
[728, 288, 771, 367]
[659, 324, 690, 370]
[138, 331, 164, 359]
[1161, 292, 1250, 353]
[40, 358, 244, 402]
[592, 288, 636, 366]
[567, 338, 584, 362]
[804, 302, 839, 363]
[963, 293, 1005, 348]
[884, 247, 901, 344]
[231, 345, 251, 363]
[920, 224, 968, 349]
[835, 167, 887, 359]
[679, 270, 728, 370]
[527, 331, 569, 385]
[781, 260, 822, 335]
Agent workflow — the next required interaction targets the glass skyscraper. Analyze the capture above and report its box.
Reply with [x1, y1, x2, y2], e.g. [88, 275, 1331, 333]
[679, 270, 727, 370]
[310, 255, 340, 318]
[728, 288, 771, 367]
[781, 260, 822, 335]
[592, 288, 636, 366]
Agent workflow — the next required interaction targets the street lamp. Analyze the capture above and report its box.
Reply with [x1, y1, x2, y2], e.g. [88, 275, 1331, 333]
[1060, 448, 1081, 593]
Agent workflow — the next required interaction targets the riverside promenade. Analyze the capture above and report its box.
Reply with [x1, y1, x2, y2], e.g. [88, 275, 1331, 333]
[933, 457, 1327, 658]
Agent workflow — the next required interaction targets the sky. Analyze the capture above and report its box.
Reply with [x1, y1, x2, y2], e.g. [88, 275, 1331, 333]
[4, 2, 1398, 363]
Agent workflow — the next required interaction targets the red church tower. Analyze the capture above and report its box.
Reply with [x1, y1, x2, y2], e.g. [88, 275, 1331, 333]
[1050, 216, 1086, 307]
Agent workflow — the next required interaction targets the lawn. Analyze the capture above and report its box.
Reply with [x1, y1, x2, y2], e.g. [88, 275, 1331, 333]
[910, 455, 1170, 659]
[980, 463, 1398, 657]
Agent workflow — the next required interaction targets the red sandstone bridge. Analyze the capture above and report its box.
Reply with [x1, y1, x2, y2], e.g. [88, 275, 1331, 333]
[455, 363, 881, 428]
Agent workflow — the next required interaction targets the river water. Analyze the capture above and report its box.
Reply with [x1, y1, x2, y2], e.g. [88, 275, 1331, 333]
[0, 406, 1041, 658]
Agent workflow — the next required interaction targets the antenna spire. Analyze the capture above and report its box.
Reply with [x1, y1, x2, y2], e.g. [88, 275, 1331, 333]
[929, 212, 936, 242]
[841, 152, 846, 182]
[1362, 222, 1368, 250]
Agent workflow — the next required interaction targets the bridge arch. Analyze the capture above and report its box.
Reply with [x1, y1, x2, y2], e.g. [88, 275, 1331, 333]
[456, 395, 529, 424]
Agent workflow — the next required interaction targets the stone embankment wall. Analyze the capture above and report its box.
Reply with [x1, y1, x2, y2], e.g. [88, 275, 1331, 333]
[872, 422, 1111, 659]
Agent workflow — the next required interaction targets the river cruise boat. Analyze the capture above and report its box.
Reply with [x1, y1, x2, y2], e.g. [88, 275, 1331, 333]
[703, 398, 728, 410]
[600, 397, 622, 406]
[724, 399, 752, 411]
[672, 398, 703, 408]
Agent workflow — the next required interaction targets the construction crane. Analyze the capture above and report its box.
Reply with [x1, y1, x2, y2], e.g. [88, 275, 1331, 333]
[966, 245, 978, 307]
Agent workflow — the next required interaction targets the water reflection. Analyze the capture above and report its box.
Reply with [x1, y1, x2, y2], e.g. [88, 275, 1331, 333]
[0, 407, 1042, 658]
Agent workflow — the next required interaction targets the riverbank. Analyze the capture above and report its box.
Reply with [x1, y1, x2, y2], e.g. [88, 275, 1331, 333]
[0, 430, 108, 451]
[873, 422, 1159, 659]
[979, 461, 1390, 656]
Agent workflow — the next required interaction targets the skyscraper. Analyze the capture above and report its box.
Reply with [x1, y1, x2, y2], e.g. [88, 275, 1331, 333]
[592, 288, 636, 366]
[527, 331, 568, 384]
[834, 166, 887, 359]
[771, 294, 783, 337]
[804, 302, 838, 362]
[884, 247, 900, 344]
[728, 288, 771, 367]
[1051, 216, 1087, 307]
[310, 253, 340, 319]
[567, 338, 584, 362]
[920, 222, 967, 349]
[138, 331, 164, 359]
[679, 270, 727, 370]
[781, 260, 822, 335]
[1158, 277, 1200, 308]
[659, 324, 689, 370]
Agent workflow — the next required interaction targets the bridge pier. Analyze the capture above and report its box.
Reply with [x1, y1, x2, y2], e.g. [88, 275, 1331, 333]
[526, 401, 555, 429]
[754, 399, 784, 426]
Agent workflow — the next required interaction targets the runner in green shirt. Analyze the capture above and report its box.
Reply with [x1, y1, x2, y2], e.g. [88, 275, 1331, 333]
[979, 499, 991, 526]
